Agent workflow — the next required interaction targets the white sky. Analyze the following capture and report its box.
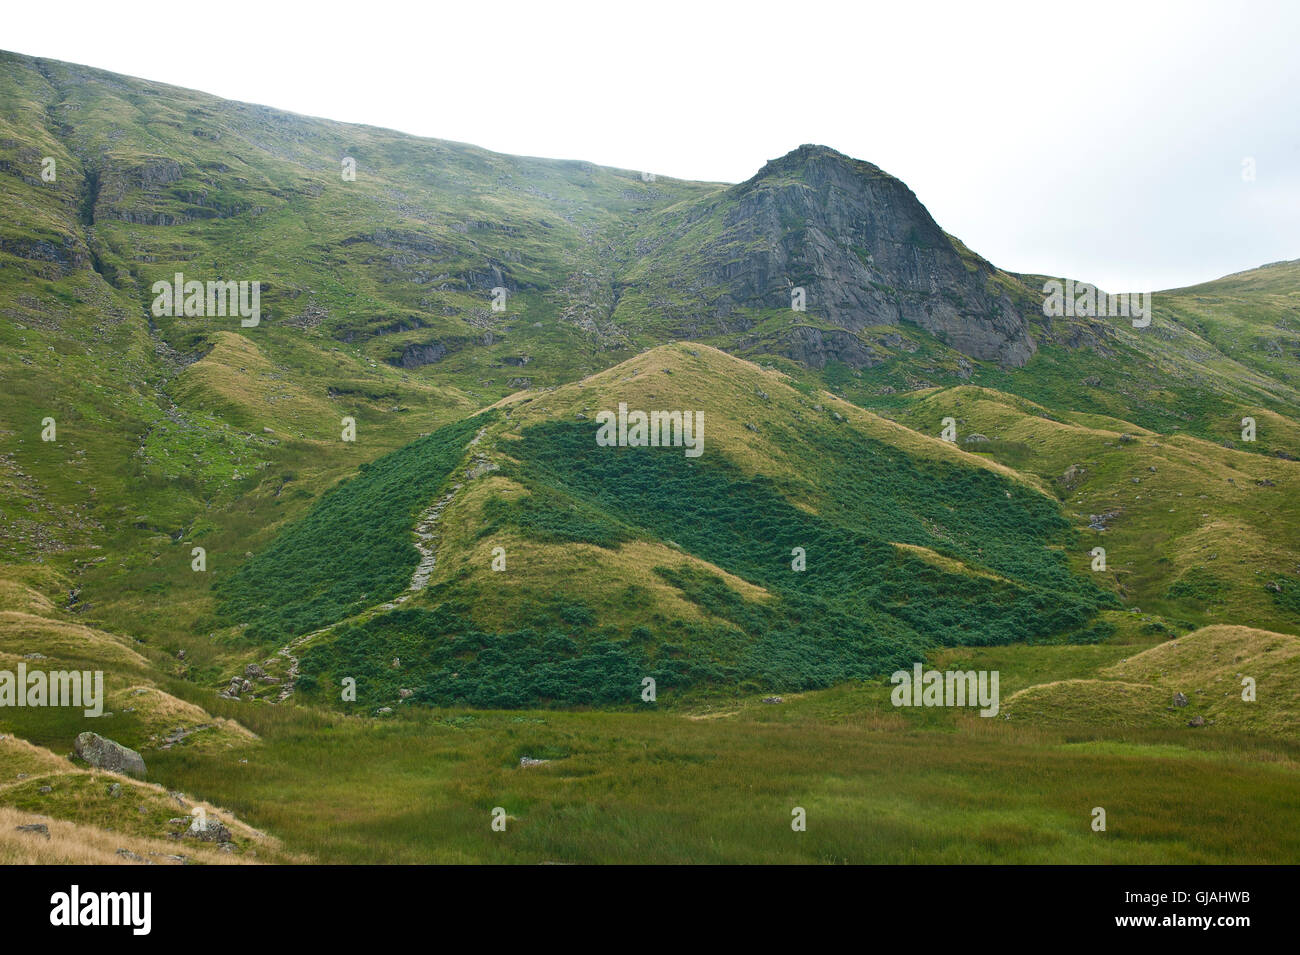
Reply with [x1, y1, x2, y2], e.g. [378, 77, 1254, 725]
[6, 0, 1298, 291]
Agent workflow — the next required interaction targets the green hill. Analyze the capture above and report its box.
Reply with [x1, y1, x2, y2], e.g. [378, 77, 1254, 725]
[1, 50, 1298, 864]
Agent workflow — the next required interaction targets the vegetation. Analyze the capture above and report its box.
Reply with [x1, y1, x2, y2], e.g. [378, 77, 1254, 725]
[216, 414, 488, 642]
[0, 51, 1296, 864]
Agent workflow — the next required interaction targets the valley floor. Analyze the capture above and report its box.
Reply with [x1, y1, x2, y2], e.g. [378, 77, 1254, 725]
[7, 627, 1296, 865]
[151, 683, 1300, 865]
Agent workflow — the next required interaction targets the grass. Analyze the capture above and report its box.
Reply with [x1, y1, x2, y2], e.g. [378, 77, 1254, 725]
[1, 50, 1298, 865]
[142, 676, 1300, 864]
[216, 412, 489, 643]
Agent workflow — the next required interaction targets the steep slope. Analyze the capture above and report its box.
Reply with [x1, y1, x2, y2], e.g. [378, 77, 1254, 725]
[1, 51, 1296, 717]
[889, 385, 1300, 634]
[216, 345, 1117, 710]
[614, 144, 1038, 368]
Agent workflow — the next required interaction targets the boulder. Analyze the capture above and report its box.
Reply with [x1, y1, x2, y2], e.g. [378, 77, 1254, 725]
[187, 819, 233, 843]
[74, 732, 146, 777]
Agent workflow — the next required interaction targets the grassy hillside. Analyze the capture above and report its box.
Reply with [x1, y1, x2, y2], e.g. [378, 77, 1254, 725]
[1, 51, 1297, 864]
[230, 345, 1112, 711]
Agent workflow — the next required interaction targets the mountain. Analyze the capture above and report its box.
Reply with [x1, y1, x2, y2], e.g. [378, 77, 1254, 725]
[1, 50, 1298, 863]
[617, 144, 1037, 367]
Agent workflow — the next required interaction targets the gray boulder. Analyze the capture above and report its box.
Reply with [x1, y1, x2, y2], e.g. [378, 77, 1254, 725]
[187, 819, 233, 843]
[74, 732, 146, 777]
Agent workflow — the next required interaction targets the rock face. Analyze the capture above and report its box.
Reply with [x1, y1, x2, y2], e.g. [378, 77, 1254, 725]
[640, 145, 1036, 368]
[74, 732, 146, 777]
[392, 340, 448, 368]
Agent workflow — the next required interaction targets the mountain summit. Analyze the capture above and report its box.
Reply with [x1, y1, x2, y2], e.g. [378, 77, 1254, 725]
[627, 143, 1036, 367]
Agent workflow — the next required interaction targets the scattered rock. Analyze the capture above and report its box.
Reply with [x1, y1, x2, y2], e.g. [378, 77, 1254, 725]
[1088, 509, 1122, 531]
[74, 732, 146, 777]
[519, 756, 550, 768]
[762, 696, 784, 704]
[398, 688, 413, 699]
[108, 783, 122, 798]
[1187, 715, 1206, 728]
[1172, 692, 1188, 707]
[186, 819, 233, 843]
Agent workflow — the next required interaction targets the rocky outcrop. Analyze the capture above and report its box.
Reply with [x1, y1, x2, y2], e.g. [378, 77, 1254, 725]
[392, 341, 448, 368]
[638, 145, 1037, 368]
[780, 325, 882, 370]
[74, 732, 146, 777]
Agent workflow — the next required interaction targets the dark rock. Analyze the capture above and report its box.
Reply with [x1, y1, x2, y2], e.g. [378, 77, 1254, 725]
[636, 145, 1037, 368]
[391, 341, 448, 368]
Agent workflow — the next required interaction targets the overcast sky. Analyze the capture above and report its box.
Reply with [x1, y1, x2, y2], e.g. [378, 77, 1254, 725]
[7, 0, 1298, 291]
